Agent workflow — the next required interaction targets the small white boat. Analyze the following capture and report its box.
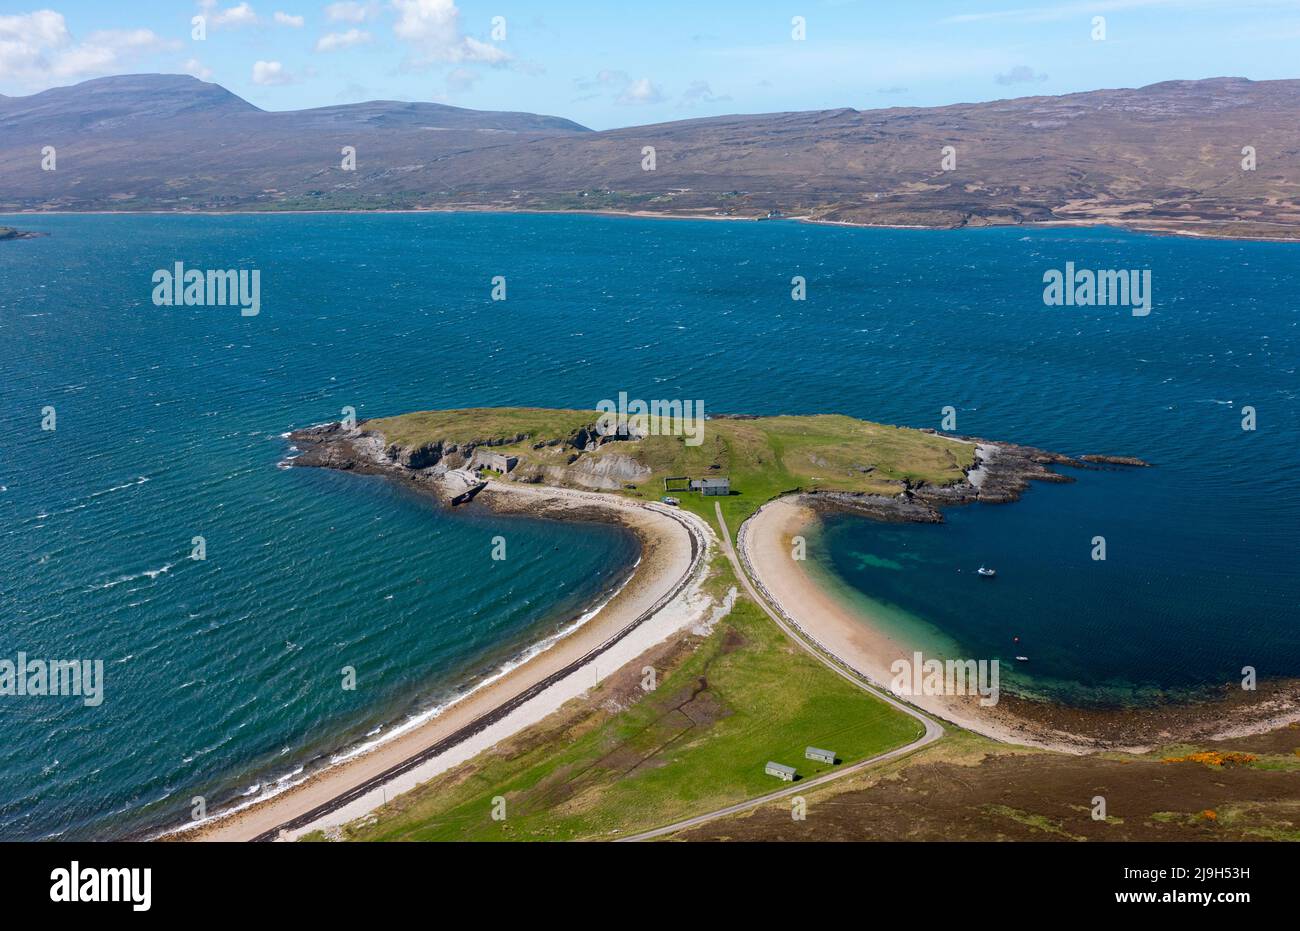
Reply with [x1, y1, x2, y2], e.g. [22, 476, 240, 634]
[1015, 655, 1029, 663]
[977, 566, 997, 577]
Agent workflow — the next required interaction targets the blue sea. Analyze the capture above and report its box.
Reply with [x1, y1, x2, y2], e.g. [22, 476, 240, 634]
[1, 213, 1296, 839]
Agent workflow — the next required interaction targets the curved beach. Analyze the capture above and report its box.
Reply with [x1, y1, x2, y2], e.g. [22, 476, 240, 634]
[740, 497, 1300, 753]
[174, 482, 713, 841]
[737, 497, 1072, 749]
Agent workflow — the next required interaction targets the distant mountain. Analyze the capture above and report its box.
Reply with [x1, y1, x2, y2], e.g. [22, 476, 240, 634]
[2, 73, 1297, 239]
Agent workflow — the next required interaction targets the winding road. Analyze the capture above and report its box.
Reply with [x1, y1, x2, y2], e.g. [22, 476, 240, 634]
[618, 502, 944, 842]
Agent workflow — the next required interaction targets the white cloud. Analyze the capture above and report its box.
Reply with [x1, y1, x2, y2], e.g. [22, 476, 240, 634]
[391, 0, 509, 65]
[617, 77, 663, 105]
[574, 69, 629, 91]
[182, 57, 214, 80]
[315, 28, 372, 51]
[274, 12, 305, 27]
[0, 11, 172, 85]
[678, 80, 730, 108]
[573, 70, 667, 106]
[995, 65, 1048, 85]
[251, 59, 294, 84]
[207, 2, 260, 28]
[325, 1, 379, 23]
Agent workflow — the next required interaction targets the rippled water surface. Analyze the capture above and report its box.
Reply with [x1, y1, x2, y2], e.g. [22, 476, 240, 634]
[1, 213, 1295, 837]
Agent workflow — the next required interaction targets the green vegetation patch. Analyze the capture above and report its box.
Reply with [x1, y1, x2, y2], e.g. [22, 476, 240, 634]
[337, 596, 922, 841]
[366, 407, 597, 450]
[366, 407, 974, 538]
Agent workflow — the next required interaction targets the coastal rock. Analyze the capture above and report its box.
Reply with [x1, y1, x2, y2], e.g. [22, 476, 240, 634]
[289, 423, 383, 470]
[806, 491, 943, 523]
[805, 435, 1150, 524]
[1078, 454, 1153, 467]
[0, 226, 46, 241]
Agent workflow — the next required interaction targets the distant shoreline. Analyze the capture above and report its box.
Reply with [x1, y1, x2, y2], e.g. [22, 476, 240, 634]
[5, 207, 1300, 244]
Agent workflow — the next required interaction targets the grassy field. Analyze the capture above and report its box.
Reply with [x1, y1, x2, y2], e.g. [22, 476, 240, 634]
[363, 407, 975, 540]
[667, 724, 1300, 842]
[366, 407, 597, 449]
[328, 595, 923, 842]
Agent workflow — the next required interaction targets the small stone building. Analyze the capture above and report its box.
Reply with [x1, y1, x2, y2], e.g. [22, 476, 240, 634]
[689, 477, 730, 496]
[485, 453, 518, 474]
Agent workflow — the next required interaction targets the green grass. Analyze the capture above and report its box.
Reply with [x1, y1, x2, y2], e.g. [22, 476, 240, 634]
[366, 407, 597, 449]
[324, 405, 953, 841]
[336, 596, 923, 841]
[364, 407, 975, 542]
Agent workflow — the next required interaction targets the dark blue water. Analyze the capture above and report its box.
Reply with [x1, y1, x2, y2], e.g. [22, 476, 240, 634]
[1, 213, 1296, 838]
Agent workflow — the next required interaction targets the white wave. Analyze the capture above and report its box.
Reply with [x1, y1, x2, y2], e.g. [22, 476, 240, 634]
[89, 562, 177, 591]
[327, 557, 640, 768]
[154, 555, 641, 840]
[90, 476, 149, 498]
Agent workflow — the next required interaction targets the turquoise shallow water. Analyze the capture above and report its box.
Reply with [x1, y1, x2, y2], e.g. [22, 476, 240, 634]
[1, 212, 1297, 838]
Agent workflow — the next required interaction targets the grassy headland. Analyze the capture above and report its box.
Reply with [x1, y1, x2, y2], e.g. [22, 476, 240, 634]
[292, 406, 963, 841]
[363, 407, 976, 539]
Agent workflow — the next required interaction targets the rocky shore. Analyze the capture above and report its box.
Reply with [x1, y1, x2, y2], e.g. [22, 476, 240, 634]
[804, 434, 1150, 524]
[0, 226, 46, 241]
[291, 421, 502, 507]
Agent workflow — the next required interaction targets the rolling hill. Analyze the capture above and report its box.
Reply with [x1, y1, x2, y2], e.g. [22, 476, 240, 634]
[3, 73, 1299, 238]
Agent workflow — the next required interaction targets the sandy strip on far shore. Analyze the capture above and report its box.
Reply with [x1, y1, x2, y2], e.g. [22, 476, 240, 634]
[12, 208, 1299, 242]
[169, 482, 714, 842]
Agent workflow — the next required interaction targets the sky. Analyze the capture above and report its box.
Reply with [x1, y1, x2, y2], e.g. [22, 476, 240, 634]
[3, 1, 1300, 129]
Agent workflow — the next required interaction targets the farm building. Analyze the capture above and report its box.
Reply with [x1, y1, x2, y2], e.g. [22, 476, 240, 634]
[484, 453, 518, 474]
[764, 761, 797, 782]
[689, 477, 730, 496]
[805, 747, 836, 764]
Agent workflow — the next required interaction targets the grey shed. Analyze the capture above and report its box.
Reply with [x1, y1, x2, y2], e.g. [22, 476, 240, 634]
[764, 761, 797, 781]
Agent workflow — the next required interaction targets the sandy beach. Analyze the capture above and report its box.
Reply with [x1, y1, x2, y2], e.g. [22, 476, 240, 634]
[170, 482, 713, 842]
[737, 497, 1074, 750]
[740, 496, 1300, 754]
[14, 207, 1300, 243]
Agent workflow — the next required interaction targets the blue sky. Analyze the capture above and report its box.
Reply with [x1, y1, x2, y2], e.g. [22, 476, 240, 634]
[3, 1, 1300, 129]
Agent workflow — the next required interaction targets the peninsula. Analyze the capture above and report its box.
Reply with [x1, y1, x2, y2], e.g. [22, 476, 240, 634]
[173, 406, 1156, 839]
[168, 406, 1300, 843]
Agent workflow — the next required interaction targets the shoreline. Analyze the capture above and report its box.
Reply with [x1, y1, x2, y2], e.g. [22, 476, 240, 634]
[165, 434, 714, 842]
[158, 412, 1289, 837]
[5, 206, 1300, 244]
[740, 496, 1300, 753]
